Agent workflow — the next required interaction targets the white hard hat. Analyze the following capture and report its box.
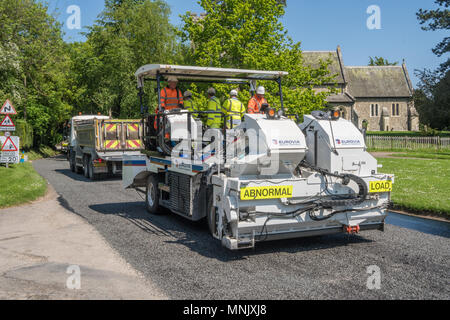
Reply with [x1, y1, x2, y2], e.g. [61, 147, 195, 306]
[167, 76, 178, 82]
[230, 89, 238, 96]
[256, 86, 265, 95]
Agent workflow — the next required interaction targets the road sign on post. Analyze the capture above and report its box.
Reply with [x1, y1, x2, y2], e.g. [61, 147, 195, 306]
[0, 136, 20, 164]
[0, 99, 17, 115]
[0, 115, 15, 131]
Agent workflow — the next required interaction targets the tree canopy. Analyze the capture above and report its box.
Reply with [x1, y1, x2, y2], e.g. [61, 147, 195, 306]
[0, 0, 72, 145]
[414, 0, 450, 130]
[68, 0, 183, 118]
[368, 56, 399, 66]
[416, 0, 449, 74]
[180, 0, 337, 117]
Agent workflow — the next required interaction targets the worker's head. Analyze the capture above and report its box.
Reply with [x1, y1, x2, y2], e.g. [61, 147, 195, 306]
[207, 87, 216, 97]
[183, 90, 192, 100]
[256, 86, 265, 98]
[167, 76, 178, 89]
[230, 89, 238, 98]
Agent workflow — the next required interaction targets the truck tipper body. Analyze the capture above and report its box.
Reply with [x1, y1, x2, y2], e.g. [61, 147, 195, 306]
[68, 115, 143, 180]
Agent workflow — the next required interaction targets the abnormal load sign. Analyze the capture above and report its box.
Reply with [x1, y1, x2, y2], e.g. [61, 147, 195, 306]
[240, 185, 293, 200]
[0, 115, 15, 131]
[0, 136, 20, 164]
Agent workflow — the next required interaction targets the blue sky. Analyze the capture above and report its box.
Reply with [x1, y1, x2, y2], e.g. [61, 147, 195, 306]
[45, 0, 448, 87]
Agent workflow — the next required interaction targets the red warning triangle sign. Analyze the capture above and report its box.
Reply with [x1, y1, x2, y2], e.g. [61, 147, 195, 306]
[0, 99, 17, 115]
[1, 137, 18, 152]
[0, 115, 15, 127]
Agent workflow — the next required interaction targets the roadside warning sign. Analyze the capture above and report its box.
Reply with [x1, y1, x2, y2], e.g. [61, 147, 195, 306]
[0, 99, 17, 115]
[1, 136, 18, 151]
[0, 136, 19, 164]
[0, 115, 15, 131]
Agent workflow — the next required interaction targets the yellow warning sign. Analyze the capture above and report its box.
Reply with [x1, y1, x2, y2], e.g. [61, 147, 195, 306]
[369, 180, 392, 193]
[240, 185, 293, 200]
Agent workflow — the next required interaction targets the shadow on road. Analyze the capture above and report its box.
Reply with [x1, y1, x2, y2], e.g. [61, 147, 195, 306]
[55, 169, 121, 183]
[49, 154, 69, 161]
[89, 201, 374, 262]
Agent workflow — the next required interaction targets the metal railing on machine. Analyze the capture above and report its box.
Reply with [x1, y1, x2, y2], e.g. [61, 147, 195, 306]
[142, 110, 231, 163]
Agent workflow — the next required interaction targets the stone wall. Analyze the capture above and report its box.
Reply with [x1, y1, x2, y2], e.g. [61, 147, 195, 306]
[351, 98, 412, 131]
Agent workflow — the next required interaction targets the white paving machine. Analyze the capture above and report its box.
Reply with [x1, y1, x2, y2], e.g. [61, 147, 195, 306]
[123, 65, 393, 250]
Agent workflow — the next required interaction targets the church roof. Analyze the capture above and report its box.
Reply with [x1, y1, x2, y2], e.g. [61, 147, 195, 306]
[326, 92, 355, 103]
[302, 50, 346, 84]
[345, 65, 413, 98]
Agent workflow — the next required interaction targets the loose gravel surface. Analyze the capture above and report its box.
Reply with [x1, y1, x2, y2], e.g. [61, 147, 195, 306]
[33, 156, 450, 300]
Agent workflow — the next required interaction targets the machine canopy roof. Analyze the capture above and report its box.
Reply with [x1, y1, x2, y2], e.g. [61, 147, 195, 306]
[135, 64, 288, 87]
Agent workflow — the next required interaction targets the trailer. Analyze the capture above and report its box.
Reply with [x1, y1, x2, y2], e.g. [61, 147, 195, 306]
[68, 115, 143, 180]
[123, 65, 394, 250]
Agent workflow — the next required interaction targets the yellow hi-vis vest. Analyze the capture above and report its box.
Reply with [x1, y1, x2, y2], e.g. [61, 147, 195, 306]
[184, 100, 200, 118]
[222, 98, 245, 128]
[206, 96, 222, 128]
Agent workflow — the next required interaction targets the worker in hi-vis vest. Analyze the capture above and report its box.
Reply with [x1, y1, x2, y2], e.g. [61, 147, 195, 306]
[160, 76, 183, 111]
[155, 76, 184, 130]
[206, 88, 222, 129]
[183, 90, 203, 121]
[247, 86, 269, 114]
[222, 89, 245, 129]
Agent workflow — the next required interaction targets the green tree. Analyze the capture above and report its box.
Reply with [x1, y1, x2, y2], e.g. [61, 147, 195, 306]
[415, 70, 450, 130]
[415, 0, 450, 130]
[368, 56, 398, 66]
[417, 0, 449, 74]
[71, 0, 183, 118]
[0, 0, 72, 145]
[180, 0, 337, 117]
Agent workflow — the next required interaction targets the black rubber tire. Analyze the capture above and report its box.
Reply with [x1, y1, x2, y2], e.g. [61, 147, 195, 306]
[83, 156, 89, 178]
[88, 159, 98, 181]
[206, 186, 218, 237]
[69, 152, 76, 172]
[75, 163, 83, 174]
[145, 175, 161, 214]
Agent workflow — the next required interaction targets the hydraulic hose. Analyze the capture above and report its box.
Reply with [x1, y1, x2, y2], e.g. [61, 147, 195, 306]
[158, 130, 173, 155]
[299, 160, 368, 208]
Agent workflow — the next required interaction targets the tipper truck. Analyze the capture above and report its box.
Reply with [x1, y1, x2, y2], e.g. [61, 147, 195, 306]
[68, 115, 143, 180]
[123, 65, 394, 250]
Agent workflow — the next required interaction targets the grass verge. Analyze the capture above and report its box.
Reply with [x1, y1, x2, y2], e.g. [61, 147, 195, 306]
[377, 157, 450, 218]
[25, 145, 60, 161]
[0, 162, 47, 208]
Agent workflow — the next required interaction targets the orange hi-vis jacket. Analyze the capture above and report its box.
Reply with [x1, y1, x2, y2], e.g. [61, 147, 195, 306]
[155, 87, 184, 130]
[160, 87, 183, 111]
[247, 95, 268, 114]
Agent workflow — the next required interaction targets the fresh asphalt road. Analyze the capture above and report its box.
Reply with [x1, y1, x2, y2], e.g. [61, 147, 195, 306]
[33, 156, 450, 299]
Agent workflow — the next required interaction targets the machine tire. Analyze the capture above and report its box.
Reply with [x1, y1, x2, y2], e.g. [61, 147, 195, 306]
[206, 187, 218, 237]
[145, 175, 161, 214]
[83, 156, 89, 178]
